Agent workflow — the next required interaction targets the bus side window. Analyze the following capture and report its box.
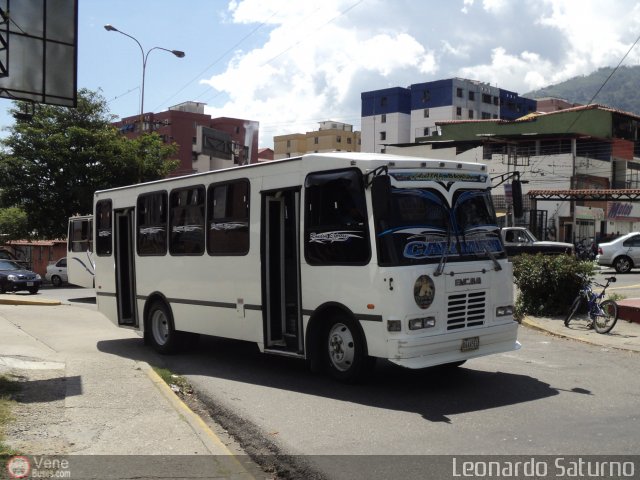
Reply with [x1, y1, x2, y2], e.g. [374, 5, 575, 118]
[69, 218, 92, 253]
[137, 191, 168, 256]
[207, 179, 250, 256]
[304, 169, 370, 265]
[169, 186, 205, 255]
[96, 200, 112, 256]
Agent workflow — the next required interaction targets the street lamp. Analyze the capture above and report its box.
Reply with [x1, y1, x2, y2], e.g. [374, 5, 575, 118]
[104, 24, 185, 129]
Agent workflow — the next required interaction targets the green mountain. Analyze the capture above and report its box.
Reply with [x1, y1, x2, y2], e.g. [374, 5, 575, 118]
[523, 65, 640, 116]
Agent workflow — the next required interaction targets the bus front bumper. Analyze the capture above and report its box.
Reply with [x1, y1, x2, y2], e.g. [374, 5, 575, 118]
[386, 321, 520, 369]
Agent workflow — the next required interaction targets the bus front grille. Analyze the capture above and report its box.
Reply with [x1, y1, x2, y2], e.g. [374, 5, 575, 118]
[447, 291, 486, 330]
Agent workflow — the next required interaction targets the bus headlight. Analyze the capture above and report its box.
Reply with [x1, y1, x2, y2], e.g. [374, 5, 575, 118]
[496, 305, 514, 317]
[408, 316, 436, 330]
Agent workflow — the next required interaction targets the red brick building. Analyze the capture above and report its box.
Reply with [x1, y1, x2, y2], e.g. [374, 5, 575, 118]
[114, 102, 259, 177]
[5, 240, 67, 276]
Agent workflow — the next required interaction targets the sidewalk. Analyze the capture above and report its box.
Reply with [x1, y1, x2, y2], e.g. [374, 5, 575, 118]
[522, 303, 640, 353]
[0, 294, 258, 479]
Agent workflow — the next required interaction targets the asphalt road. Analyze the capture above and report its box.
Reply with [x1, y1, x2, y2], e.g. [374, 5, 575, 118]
[156, 324, 639, 479]
[596, 267, 640, 298]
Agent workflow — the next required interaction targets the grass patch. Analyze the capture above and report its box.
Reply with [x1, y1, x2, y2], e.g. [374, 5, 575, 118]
[152, 367, 193, 396]
[607, 292, 626, 303]
[0, 374, 21, 456]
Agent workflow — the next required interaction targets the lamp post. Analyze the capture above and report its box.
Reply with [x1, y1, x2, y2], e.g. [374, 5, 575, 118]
[104, 24, 185, 130]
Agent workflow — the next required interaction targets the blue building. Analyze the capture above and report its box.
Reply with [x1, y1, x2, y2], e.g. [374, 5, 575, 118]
[361, 78, 536, 152]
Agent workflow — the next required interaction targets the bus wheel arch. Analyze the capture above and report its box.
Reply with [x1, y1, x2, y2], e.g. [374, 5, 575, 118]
[144, 294, 179, 354]
[306, 303, 375, 382]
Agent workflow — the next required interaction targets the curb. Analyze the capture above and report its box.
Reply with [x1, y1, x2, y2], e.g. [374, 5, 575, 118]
[0, 295, 61, 306]
[143, 364, 256, 479]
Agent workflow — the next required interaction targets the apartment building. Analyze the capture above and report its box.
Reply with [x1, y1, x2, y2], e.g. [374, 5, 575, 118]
[360, 78, 536, 153]
[114, 101, 259, 176]
[273, 121, 361, 159]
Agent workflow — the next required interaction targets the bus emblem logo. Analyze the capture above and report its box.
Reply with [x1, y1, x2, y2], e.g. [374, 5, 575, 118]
[414, 275, 435, 309]
[455, 277, 481, 286]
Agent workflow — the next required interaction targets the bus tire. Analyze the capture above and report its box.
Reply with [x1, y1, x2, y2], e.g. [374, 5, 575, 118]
[147, 300, 179, 354]
[324, 315, 374, 383]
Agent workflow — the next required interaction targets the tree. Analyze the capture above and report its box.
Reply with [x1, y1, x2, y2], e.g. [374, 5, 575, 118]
[0, 207, 29, 243]
[0, 88, 178, 238]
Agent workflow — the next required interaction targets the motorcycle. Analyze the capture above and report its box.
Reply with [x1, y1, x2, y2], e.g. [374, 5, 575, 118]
[575, 238, 596, 261]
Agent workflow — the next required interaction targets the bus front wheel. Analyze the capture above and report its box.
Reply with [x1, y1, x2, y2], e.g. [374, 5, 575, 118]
[147, 301, 179, 354]
[325, 315, 374, 382]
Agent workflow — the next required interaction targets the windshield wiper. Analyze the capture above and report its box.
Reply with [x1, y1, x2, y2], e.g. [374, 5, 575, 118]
[434, 224, 452, 277]
[466, 227, 502, 271]
[481, 245, 502, 271]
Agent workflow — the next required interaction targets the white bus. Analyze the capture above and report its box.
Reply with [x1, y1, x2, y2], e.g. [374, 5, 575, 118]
[67, 215, 96, 288]
[92, 152, 520, 381]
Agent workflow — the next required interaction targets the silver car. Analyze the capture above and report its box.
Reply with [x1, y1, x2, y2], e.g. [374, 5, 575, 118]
[45, 257, 68, 287]
[597, 233, 640, 273]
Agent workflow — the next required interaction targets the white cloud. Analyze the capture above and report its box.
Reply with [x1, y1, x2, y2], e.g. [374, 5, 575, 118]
[461, 0, 474, 14]
[203, 0, 440, 144]
[459, 47, 556, 91]
[482, 0, 509, 14]
[199, 0, 640, 146]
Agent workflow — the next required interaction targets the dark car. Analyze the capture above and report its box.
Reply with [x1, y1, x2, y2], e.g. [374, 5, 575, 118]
[501, 227, 574, 257]
[0, 260, 42, 294]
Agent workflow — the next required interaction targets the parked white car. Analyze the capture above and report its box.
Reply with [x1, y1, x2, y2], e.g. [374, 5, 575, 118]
[45, 257, 68, 287]
[597, 233, 640, 273]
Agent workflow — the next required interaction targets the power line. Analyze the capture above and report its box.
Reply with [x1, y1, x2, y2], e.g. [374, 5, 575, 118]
[524, 32, 640, 176]
[153, 8, 281, 111]
[562, 31, 640, 134]
[107, 86, 139, 104]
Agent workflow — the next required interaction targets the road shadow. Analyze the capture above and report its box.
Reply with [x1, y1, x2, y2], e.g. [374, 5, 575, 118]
[97, 335, 558, 423]
[1, 374, 82, 403]
[68, 296, 96, 304]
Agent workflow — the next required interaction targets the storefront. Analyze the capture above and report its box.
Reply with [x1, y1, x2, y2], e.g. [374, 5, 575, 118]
[574, 206, 604, 243]
[528, 189, 640, 245]
[604, 201, 640, 238]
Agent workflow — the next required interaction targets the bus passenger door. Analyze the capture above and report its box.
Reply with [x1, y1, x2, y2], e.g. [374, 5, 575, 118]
[114, 208, 137, 327]
[262, 189, 303, 354]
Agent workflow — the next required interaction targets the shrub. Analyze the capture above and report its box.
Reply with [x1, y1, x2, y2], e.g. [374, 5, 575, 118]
[512, 254, 596, 320]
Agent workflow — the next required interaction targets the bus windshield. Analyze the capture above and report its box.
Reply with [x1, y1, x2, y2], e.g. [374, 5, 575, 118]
[375, 187, 504, 266]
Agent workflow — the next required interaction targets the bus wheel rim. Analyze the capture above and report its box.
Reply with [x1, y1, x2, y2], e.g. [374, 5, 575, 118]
[151, 309, 169, 346]
[328, 323, 355, 372]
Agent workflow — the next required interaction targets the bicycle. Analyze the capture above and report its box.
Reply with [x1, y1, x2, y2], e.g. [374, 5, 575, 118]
[565, 275, 619, 334]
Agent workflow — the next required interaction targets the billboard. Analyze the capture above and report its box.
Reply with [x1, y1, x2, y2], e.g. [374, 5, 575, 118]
[0, 0, 78, 107]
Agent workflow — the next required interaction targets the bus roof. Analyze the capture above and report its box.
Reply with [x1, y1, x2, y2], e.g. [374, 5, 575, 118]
[94, 152, 488, 195]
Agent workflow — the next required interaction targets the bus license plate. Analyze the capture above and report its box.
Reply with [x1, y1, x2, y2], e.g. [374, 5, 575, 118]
[461, 336, 479, 352]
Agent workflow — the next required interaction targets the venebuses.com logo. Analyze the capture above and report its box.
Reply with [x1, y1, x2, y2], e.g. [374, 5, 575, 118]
[6, 456, 30, 479]
[5, 455, 71, 478]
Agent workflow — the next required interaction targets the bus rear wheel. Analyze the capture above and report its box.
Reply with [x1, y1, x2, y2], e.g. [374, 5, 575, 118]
[147, 301, 179, 354]
[325, 315, 374, 382]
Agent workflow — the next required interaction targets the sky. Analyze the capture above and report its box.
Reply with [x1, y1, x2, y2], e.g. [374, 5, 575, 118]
[2, 0, 640, 148]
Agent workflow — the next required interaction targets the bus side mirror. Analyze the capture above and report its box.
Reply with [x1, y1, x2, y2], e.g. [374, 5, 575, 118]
[371, 175, 391, 220]
[512, 180, 523, 218]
